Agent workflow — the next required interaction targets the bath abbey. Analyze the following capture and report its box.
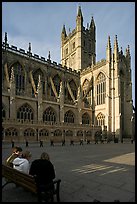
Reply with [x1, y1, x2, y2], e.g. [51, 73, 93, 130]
[2, 6, 134, 143]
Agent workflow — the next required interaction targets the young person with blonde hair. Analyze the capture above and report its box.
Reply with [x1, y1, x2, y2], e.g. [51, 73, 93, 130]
[29, 152, 55, 185]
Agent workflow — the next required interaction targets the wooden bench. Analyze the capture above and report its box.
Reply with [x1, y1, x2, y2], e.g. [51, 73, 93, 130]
[2, 164, 61, 202]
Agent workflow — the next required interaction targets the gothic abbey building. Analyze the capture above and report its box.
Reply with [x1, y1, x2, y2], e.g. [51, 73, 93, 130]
[2, 6, 134, 142]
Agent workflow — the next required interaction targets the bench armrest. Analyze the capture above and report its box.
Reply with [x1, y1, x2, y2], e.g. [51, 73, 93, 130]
[37, 178, 61, 202]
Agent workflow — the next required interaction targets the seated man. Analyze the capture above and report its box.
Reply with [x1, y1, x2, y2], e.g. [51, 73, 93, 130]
[5, 146, 23, 168]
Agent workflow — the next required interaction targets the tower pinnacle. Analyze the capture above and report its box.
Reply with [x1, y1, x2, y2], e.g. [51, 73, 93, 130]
[76, 5, 83, 25]
[114, 35, 119, 62]
[106, 35, 112, 63]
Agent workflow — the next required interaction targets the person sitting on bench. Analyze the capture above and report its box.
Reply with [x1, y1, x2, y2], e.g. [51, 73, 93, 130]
[29, 152, 55, 189]
[5, 146, 23, 168]
[13, 150, 32, 174]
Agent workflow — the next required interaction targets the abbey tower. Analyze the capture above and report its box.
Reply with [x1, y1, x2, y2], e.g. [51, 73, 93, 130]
[61, 6, 96, 71]
[61, 6, 133, 140]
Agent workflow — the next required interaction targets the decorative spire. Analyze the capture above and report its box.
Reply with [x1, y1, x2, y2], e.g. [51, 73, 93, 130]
[106, 36, 112, 63]
[120, 47, 123, 55]
[4, 32, 8, 44]
[62, 24, 67, 37]
[76, 5, 83, 25]
[113, 35, 119, 62]
[77, 5, 83, 18]
[114, 35, 119, 52]
[28, 42, 31, 53]
[107, 35, 111, 49]
[126, 45, 130, 57]
[48, 51, 51, 60]
[90, 16, 95, 28]
[4, 32, 8, 50]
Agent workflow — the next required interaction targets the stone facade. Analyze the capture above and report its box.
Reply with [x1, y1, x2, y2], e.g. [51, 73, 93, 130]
[2, 6, 134, 142]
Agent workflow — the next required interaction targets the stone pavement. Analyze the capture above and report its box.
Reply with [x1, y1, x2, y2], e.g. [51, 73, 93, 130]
[2, 141, 135, 202]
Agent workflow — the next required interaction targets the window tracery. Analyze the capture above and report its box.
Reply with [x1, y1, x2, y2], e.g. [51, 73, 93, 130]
[97, 112, 105, 126]
[10, 62, 25, 95]
[17, 103, 34, 121]
[96, 72, 106, 105]
[43, 107, 56, 122]
[64, 110, 75, 123]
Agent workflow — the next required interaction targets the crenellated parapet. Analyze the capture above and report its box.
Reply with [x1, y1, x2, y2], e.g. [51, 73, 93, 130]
[2, 41, 80, 77]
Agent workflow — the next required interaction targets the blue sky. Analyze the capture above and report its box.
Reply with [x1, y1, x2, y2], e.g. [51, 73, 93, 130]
[2, 2, 135, 107]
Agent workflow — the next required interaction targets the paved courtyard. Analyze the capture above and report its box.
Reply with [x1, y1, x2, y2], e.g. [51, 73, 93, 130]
[2, 141, 135, 202]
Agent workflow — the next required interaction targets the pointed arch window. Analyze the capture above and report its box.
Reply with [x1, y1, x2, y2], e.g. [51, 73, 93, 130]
[52, 74, 61, 96]
[97, 113, 105, 126]
[69, 80, 77, 99]
[43, 107, 56, 123]
[96, 73, 106, 105]
[54, 129, 62, 137]
[65, 80, 77, 103]
[82, 113, 90, 124]
[24, 128, 35, 137]
[10, 62, 25, 95]
[17, 103, 34, 121]
[5, 127, 18, 137]
[39, 129, 49, 137]
[64, 110, 75, 123]
[77, 130, 83, 137]
[66, 130, 73, 137]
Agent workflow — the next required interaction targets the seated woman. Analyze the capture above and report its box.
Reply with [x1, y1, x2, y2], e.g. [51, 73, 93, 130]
[29, 152, 55, 185]
[29, 152, 56, 201]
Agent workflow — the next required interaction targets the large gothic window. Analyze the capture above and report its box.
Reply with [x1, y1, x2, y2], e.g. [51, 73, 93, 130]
[65, 79, 77, 103]
[32, 69, 45, 97]
[10, 62, 25, 95]
[69, 80, 77, 99]
[17, 103, 34, 121]
[52, 74, 61, 96]
[43, 107, 56, 123]
[97, 112, 105, 126]
[96, 72, 106, 105]
[64, 110, 75, 123]
[82, 113, 90, 124]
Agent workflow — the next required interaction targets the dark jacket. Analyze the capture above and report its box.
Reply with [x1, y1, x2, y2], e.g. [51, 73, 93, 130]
[29, 159, 55, 186]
